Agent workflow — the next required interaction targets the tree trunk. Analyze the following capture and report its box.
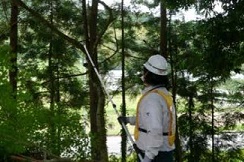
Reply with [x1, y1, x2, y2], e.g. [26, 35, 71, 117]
[9, 0, 18, 98]
[168, 14, 183, 162]
[56, 58, 61, 156]
[121, 0, 127, 161]
[47, 1, 62, 155]
[87, 0, 108, 161]
[160, 1, 167, 58]
[9, 0, 18, 131]
[188, 95, 194, 162]
[48, 35, 57, 156]
[87, 52, 108, 162]
[210, 79, 215, 162]
[48, 1, 57, 155]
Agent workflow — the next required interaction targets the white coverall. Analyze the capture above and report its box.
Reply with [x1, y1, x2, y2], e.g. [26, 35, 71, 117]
[127, 86, 175, 160]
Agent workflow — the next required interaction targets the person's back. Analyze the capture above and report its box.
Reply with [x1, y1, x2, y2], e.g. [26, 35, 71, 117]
[118, 55, 176, 162]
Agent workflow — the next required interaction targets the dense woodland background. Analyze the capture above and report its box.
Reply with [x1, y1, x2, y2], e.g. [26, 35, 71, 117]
[0, 0, 243, 161]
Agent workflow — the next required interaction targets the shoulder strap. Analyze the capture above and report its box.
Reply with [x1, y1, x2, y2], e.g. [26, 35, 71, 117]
[152, 89, 173, 109]
[152, 90, 176, 146]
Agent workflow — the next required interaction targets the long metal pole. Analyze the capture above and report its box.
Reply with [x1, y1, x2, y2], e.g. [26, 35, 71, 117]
[83, 45, 143, 161]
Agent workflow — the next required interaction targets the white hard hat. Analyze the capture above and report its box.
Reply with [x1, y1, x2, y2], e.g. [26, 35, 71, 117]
[143, 54, 168, 75]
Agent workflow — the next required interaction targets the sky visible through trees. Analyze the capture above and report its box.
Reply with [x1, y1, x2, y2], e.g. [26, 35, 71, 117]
[102, 0, 224, 21]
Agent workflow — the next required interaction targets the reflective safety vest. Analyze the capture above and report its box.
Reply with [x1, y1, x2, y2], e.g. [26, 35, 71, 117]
[134, 89, 176, 146]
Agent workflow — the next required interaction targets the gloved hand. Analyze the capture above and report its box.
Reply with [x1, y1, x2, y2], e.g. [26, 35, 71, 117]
[142, 155, 152, 162]
[117, 116, 128, 125]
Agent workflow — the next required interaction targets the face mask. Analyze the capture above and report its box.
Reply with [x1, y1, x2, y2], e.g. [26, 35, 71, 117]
[140, 71, 148, 83]
[140, 75, 145, 82]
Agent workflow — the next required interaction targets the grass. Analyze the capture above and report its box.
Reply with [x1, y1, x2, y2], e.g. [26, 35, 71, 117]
[105, 94, 139, 136]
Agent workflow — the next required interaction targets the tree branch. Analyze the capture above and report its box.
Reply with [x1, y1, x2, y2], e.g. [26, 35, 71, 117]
[13, 0, 86, 54]
[96, 0, 116, 46]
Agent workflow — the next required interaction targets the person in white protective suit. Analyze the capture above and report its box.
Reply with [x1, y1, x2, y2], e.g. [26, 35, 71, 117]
[118, 54, 176, 162]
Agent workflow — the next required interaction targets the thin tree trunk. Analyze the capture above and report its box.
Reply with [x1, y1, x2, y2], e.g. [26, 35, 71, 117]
[56, 58, 61, 156]
[188, 95, 194, 162]
[10, 0, 18, 98]
[121, 0, 127, 161]
[8, 0, 18, 140]
[210, 79, 215, 162]
[172, 73, 183, 162]
[160, 0, 167, 58]
[48, 39, 57, 155]
[48, 1, 57, 155]
[168, 10, 183, 162]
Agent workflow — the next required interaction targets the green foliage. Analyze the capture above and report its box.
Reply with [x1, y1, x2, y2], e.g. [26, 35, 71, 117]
[1, 0, 243, 161]
[0, 45, 24, 157]
[216, 149, 244, 162]
[108, 152, 137, 162]
[0, 0, 91, 161]
[166, 1, 244, 160]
